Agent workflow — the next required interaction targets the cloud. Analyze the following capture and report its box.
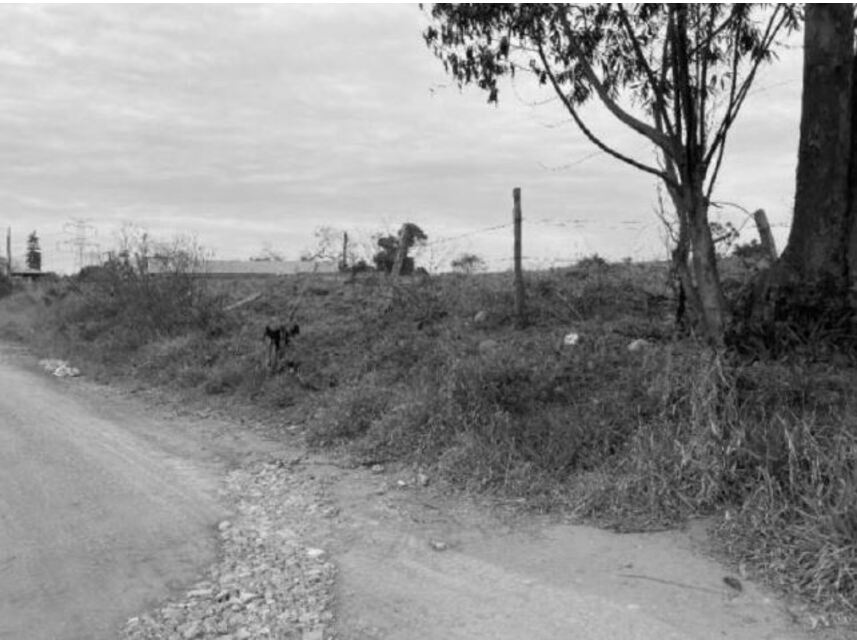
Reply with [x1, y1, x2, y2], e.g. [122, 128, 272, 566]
[0, 5, 803, 273]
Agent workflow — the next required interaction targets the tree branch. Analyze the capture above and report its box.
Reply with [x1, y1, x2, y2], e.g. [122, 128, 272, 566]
[668, 10, 684, 159]
[698, 5, 712, 158]
[616, 3, 675, 140]
[556, 9, 674, 153]
[704, 6, 789, 198]
[536, 42, 676, 188]
[703, 22, 739, 200]
[687, 9, 739, 59]
[673, 6, 696, 182]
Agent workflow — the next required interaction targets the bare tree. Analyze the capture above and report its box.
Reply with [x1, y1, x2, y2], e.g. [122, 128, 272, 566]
[300, 226, 343, 263]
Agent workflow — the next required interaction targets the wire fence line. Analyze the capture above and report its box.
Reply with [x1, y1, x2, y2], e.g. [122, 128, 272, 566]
[415, 211, 670, 274]
[422, 222, 514, 248]
[10, 193, 792, 278]
[416, 193, 794, 274]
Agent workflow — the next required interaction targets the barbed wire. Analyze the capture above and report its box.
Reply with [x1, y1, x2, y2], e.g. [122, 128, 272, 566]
[422, 215, 668, 251]
[423, 222, 514, 247]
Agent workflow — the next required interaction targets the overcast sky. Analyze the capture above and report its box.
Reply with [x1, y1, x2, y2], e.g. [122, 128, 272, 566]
[0, 4, 803, 274]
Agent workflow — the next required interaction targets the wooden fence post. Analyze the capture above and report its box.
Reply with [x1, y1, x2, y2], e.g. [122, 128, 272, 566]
[513, 187, 526, 328]
[379, 227, 407, 314]
[752, 208, 778, 263]
[392, 227, 406, 279]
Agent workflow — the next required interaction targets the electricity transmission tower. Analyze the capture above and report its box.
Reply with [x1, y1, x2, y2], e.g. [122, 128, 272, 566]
[58, 218, 99, 272]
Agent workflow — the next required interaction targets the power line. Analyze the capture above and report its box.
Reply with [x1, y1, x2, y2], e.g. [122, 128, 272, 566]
[58, 218, 99, 272]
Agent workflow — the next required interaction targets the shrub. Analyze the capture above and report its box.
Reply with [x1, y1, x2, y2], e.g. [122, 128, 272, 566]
[307, 378, 394, 447]
[570, 345, 857, 612]
[733, 238, 770, 264]
[17, 247, 857, 617]
[575, 253, 608, 273]
[52, 247, 225, 353]
[203, 365, 246, 395]
[309, 330, 657, 498]
[450, 253, 486, 274]
[0, 272, 13, 299]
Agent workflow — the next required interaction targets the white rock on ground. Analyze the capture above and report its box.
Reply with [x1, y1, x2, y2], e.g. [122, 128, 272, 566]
[627, 338, 652, 352]
[563, 332, 580, 346]
[37, 358, 80, 377]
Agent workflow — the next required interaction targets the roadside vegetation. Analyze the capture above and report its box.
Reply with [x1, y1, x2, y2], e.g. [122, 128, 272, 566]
[1, 247, 855, 620]
[2, 2, 856, 628]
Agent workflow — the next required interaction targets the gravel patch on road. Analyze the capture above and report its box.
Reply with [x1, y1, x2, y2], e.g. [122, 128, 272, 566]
[123, 460, 336, 640]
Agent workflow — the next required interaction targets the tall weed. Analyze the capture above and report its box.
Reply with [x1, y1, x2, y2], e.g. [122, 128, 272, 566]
[12, 254, 857, 616]
[48, 252, 226, 355]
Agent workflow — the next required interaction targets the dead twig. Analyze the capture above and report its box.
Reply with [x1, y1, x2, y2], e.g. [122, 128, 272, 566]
[224, 291, 261, 311]
[618, 572, 720, 594]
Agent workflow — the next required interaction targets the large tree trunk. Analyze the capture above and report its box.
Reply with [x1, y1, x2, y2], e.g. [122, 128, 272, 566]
[776, 3, 853, 295]
[848, 53, 857, 310]
[747, 3, 855, 341]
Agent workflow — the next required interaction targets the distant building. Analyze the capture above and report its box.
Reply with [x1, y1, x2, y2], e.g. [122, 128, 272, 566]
[147, 257, 338, 276]
[10, 268, 44, 281]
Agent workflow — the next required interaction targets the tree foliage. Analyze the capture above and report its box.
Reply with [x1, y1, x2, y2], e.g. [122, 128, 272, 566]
[26, 231, 41, 272]
[374, 223, 428, 275]
[250, 245, 285, 262]
[424, 3, 798, 343]
[425, 4, 795, 192]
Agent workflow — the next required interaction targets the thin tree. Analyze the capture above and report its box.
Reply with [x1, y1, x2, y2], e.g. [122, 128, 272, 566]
[424, 3, 797, 343]
[26, 231, 41, 272]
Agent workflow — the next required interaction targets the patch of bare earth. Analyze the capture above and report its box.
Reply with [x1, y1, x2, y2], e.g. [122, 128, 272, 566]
[95, 379, 833, 639]
[286, 459, 823, 639]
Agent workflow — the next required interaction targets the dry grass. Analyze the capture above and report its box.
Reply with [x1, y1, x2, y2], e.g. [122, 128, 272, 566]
[1, 256, 856, 619]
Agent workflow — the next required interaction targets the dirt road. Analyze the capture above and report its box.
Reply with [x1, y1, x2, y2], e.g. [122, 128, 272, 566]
[305, 460, 816, 639]
[0, 342, 821, 639]
[0, 345, 233, 638]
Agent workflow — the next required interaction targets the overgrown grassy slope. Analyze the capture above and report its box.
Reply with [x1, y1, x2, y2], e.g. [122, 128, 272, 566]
[1, 258, 855, 619]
